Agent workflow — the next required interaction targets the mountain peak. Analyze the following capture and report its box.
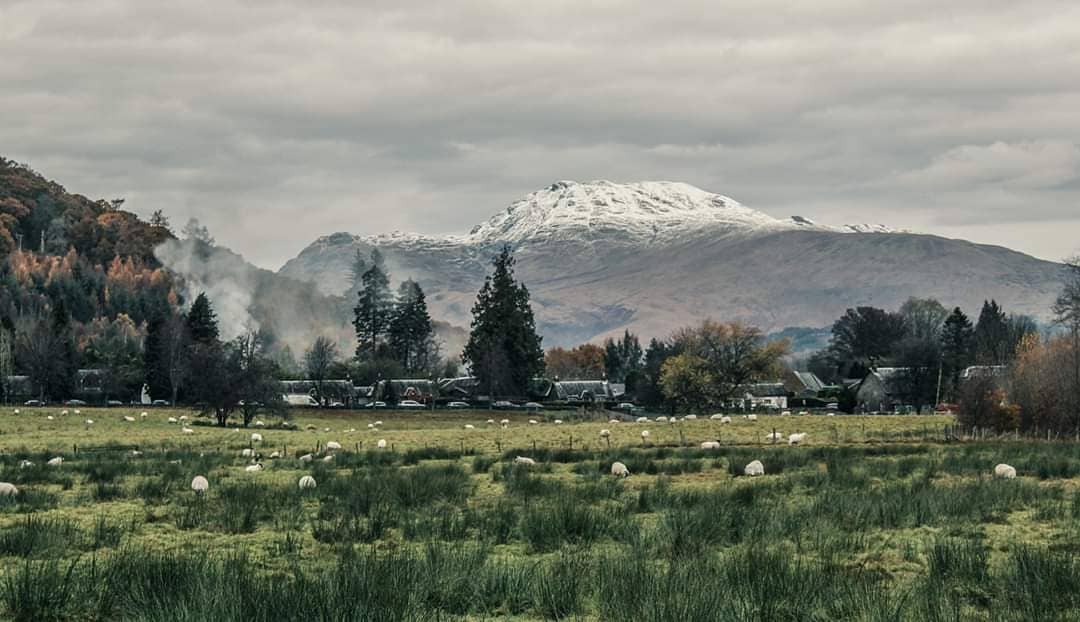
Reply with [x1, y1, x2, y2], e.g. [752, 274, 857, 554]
[466, 179, 803, 244]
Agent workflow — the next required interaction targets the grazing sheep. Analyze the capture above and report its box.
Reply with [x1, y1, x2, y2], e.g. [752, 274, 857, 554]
[244, 463, 264, 472]
[0, 482, 18, 496]
[269, 451, 281, 459]
[47, 457, 63, 467]
[744, 460, 765, 477]
[641, 430, 651, 439]
[233, 428, 240, 433]
[322, 455, 334, 463]
[191, 476, 209, 494]
[18, 460, 33, 469]
[500, 419, 510, 427]
[656, 416, 667, 422]
[528, 419, 539, 425]
[74, 409, 81, 415]
[798, 411, 809, 416]
[326, 441, 342, 450]
[367, 423, 375, 429]
[464, 424, 475, 430]
[168, 417, 178, 423]
[599, 429, 611, 438]
[554, 419, 563, 425]
[611, 462, 630, 477]
[254, 420, 265, 427]
[251, 433, 263, 443]
[374, 421, 383, 426]
[486, 419, 496, 425]
[323, 427, 331, 432]
[123, 416, 135, 422]
[721, 416, 732, 424]
[767, 432, 783, 443]
[788, 433, 807, 446]
[747, 414, 758, 422]
[84, 419, 94, 426]
[241, 448, 255, 458]
[179, 415, 187, 421]
[826, 412, 836, 417]
[994, 464, 1017, 479]
[181, 427, 195, 434]
[46, 416, 54, 421]
[636, 417, 649, 423]
[140, 411, 148, 418]
[306, 424, 317, 431]
[701, 441, 721, 450]
[128, 450, 143, 458]
[299, 453, 314, 462]
[709, 414, 724, 420]
[609, 419, 620, 424]
[513, 456, 536, 466]
[781, 411, 792, 416]
[13, 409, 19, 415]
[298, 475, 317, 490]
[377, 439, 387, 449]
[684, 414, 698, 421]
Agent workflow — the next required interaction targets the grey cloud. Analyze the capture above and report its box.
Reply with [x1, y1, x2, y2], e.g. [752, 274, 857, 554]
[2, 0, 1079, 267]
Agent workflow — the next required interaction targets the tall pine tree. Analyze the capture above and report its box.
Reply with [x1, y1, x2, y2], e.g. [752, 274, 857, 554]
[389, 279, 437, 374]
[463, 246, 544, 399]
[940, 307, 974, 399]
[186, 293, 219, 345]
[353, 249, 394, 362]
[974, 300, 1009, 365]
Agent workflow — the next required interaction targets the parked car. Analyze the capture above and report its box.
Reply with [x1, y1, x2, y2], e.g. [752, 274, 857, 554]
[23, 399, 43, 407]
[366, 401, 387, 409]
[825, 402, 840, 410]
[151, 400, 170, 407]
[523, 402, 543, 411]
[618, 402, 635, 410]
[398, 400, 424, 409]
[493, 400, 517, 410]
[106, 400, 124, 407]
[328, 401, 345, 409]
[447, 401, 470, 409]
[65, 399, 87, 406]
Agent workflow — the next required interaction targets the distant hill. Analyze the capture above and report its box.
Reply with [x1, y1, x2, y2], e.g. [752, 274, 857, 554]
[281, 180, 1067, 347]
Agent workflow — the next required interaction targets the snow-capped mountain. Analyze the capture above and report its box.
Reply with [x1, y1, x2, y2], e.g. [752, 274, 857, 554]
[279, 181, 1064, 348]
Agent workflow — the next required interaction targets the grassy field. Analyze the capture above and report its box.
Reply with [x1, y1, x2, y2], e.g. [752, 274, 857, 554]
[1, 406, 1079, 620]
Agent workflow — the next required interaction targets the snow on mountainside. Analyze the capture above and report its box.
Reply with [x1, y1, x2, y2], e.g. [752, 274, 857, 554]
[279, 180, 1063, 348]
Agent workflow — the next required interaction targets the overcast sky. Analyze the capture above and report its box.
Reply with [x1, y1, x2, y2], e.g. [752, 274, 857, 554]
[2, 0, 1078, 268]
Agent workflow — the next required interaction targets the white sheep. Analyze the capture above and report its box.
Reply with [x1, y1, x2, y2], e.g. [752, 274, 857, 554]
[747, 414, 758, 421]
[244, 463, 264, 473]
[18, 460, 33, 469]
[464, 424, 475, 430]
[781, 411, 792, 417]
[611, 462, 630, 477]
[46, 416, 54, 421]
[123, 416, 135, 422]
[367, 423, 375, 429]
[251, 433, 263, 443]
[994, 464, 1017, 479]
[767, 431, 783, 443]
[325, 441, 342, 451]
[641, 430, 651, 439]
[74, 409, 81, 415]
[656, 416, 668, 422]
[709, 414, 724, 420]
[179, 415, 187, 421]
[373, 421, 383, 426]
[254, 420, 265, 427]
[140, 411, 148, 418]
[13, 409, 19, 415]
[513, 456, 536, 466]
[298, 475, 317, 490]
[636, 416, 649, 423]
[609, 418, 620, 424]
[376, 439, 387, 449]
[168, 417, 178, 423]
[826, 412, 836, 417]
[744, 460, 765, 476]
[269, 451, 281, 459]
[684, 414, 698, 421]
[0, 482, 18, 496]
[322, 455, 334, 463]
[241, 448, 255, 458]
[47, 457, 63, 467]
[528, 419, 539, 425]
[701, 441, 721, 450]
[129, 450, 143, 458]
[554, 419, 563, 425]
[299, 453, 314, 462]
[84, 419, 94, 426]
[599, 429, 611, 438]
[788, 433, 807, 446]
[486, 419, 496, 425]
[191, 475, 209, 494]
[181, 427, 194, 434]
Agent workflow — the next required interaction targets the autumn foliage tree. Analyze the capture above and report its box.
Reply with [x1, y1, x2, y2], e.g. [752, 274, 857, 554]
[545, 344, 606, 380]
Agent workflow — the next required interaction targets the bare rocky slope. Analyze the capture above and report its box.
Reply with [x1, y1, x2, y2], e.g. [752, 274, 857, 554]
[279, 181, 1066, 347]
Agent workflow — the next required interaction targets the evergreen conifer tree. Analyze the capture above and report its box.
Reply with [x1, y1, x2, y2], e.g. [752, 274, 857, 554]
[353, 249, 394, 361]
[186, 293, 220, 344]
[940, 307, 974, 399]
[463, 245, 544, 398]
[389, 279, 436, 374]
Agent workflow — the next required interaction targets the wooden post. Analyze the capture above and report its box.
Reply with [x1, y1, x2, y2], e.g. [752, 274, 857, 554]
[569, 435, 573, 450]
